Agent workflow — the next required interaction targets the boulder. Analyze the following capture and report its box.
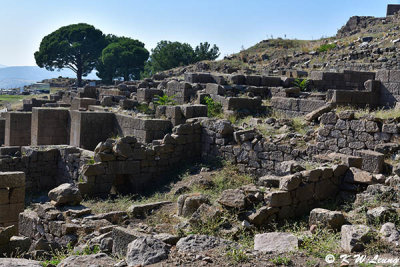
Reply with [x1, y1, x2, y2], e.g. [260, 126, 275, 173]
[189, 203, 222, 225]
[177, 194, 209, 217]
[355, 150, 384, 174]
[380, 223, 400, 246]
[217, 189, 248, 210]
[275, 161, 305, 176]
[340, 225, 372, 253]
[128, 201, 172, 218]
[112, 227, 148, 257]
[0, 225, 17, 246]
[254, 232, 299, 253]
[279, 174, 302, 191]
[344, 168, 375, 185]
[176, 235, 232, 252]
[309, 208, 346, 230]
[48, 183, 82, 206]
[126, 237, 169, 266]
[366, 206, 397, 224]
[153, 233, 180, 246]
[0, 259, 41, 267]
[57, 253, 115, 267]
[248, 207, 279, 226]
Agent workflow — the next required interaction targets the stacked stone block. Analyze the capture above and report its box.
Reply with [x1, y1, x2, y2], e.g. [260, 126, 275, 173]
[79, 121, 202, 196]
[5, 112, 32, 146]
[376, 69, 400, 106]
[0, 172, 25, 227]
[271, 97, 326, 117]
[31, 108, 70, 146]
[310, 70, 375, 91]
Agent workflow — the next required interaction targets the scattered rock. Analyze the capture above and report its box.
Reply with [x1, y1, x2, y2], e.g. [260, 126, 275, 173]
[177, 194, 209, 217]
[254, 232, 299, 253]
[57, 253, 115, 267]
[217, 189, 248, 209]
[176, 235, 233, 252]
[126, 237, 169, 266]
[309, 208, 346, 230]
[48, 183, 82, 206]
[340, 225, 372, 253]
[366, 206, 397, 224]
[380, 223, 400, 246]
[0, 258, 41, 267]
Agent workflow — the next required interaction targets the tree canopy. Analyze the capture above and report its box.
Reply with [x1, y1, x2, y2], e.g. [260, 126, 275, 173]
[194, 42, 220, 61]
[96, 36, 149, 83]
[144, 41, 220, 75]
[34, 23, 107, 86]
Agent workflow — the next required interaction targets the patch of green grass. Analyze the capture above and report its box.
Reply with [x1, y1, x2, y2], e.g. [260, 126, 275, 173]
[317, 43, 336, 53]
[292, 117, 308, 135]
[189, 162, 253, 200]
[0, 95, 25, 102]
[41, 244, 100, 267]
[82, 195, 135, 214]
[225, 248, 250, 264]
[300, 228, 340, 259]
[137, 103, 154, 115]
[270, 256, 293, 266]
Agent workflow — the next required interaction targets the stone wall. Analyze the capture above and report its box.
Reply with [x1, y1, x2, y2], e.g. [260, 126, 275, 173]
[0, 172, 25, 227]
[271, 97, 326, 117]
[200, 119, 308, 176]
[114, 114, 172, 144]
[387, 4, 400, 16]
[310, 110, 400, 156]
[78, 120, 202, 196]
[69, 111, 115, 150]
[310, 70, 375, 91]
[260, 165, 347, 221]
[31, 108, 70, 146]
[0, 146, 92, 194]
[5, 112, 32, 146]
[376, 69, 400, 106]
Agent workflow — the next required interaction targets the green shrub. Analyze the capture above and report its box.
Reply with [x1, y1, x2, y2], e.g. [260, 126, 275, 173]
[137, 103, 154, 114]
[155, 94, 176, 106]
[204, 96, 222, 117]
[292, 78, 309, 92]
[317, 43, 336, 53]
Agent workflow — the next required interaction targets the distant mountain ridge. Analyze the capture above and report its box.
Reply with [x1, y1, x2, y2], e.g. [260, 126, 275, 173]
[0, 65, 98, 89]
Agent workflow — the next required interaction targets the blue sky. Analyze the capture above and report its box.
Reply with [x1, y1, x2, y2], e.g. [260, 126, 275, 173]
[0, 0, 397, 66]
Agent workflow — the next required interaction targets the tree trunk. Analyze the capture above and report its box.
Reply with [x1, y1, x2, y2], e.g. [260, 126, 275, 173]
[76, 55, 82, 87]
[77, 67, 82, 87]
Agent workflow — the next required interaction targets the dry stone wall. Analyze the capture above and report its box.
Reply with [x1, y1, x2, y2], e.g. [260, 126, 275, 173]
[0, 172, 25, 227]
[78, 120, 202, 196]
[311, 111, 400, 156]
[0, 146, 92, 194]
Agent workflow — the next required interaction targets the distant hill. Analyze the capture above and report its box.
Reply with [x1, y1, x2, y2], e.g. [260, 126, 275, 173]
[0, 66, 98, 89]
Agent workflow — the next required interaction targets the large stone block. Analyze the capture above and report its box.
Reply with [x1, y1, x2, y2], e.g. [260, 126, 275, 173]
[355, 150, 384, 174]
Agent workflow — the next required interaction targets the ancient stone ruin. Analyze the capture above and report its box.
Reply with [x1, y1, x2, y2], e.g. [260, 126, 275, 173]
[4, 4, 400, 267]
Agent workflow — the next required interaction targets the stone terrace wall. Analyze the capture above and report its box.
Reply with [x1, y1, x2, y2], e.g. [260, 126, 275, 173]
[0, 146, 92, 194]
[376, 69, 400, 106]
[310, 70, 375, 91]
[311, 111, 400, 156]
[261, 165, 347, 220]
[79, 121, 202, 196]
[200, 119, 308, 176]
[271, 97, 326, 117]
[0, 172, 25, 227]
